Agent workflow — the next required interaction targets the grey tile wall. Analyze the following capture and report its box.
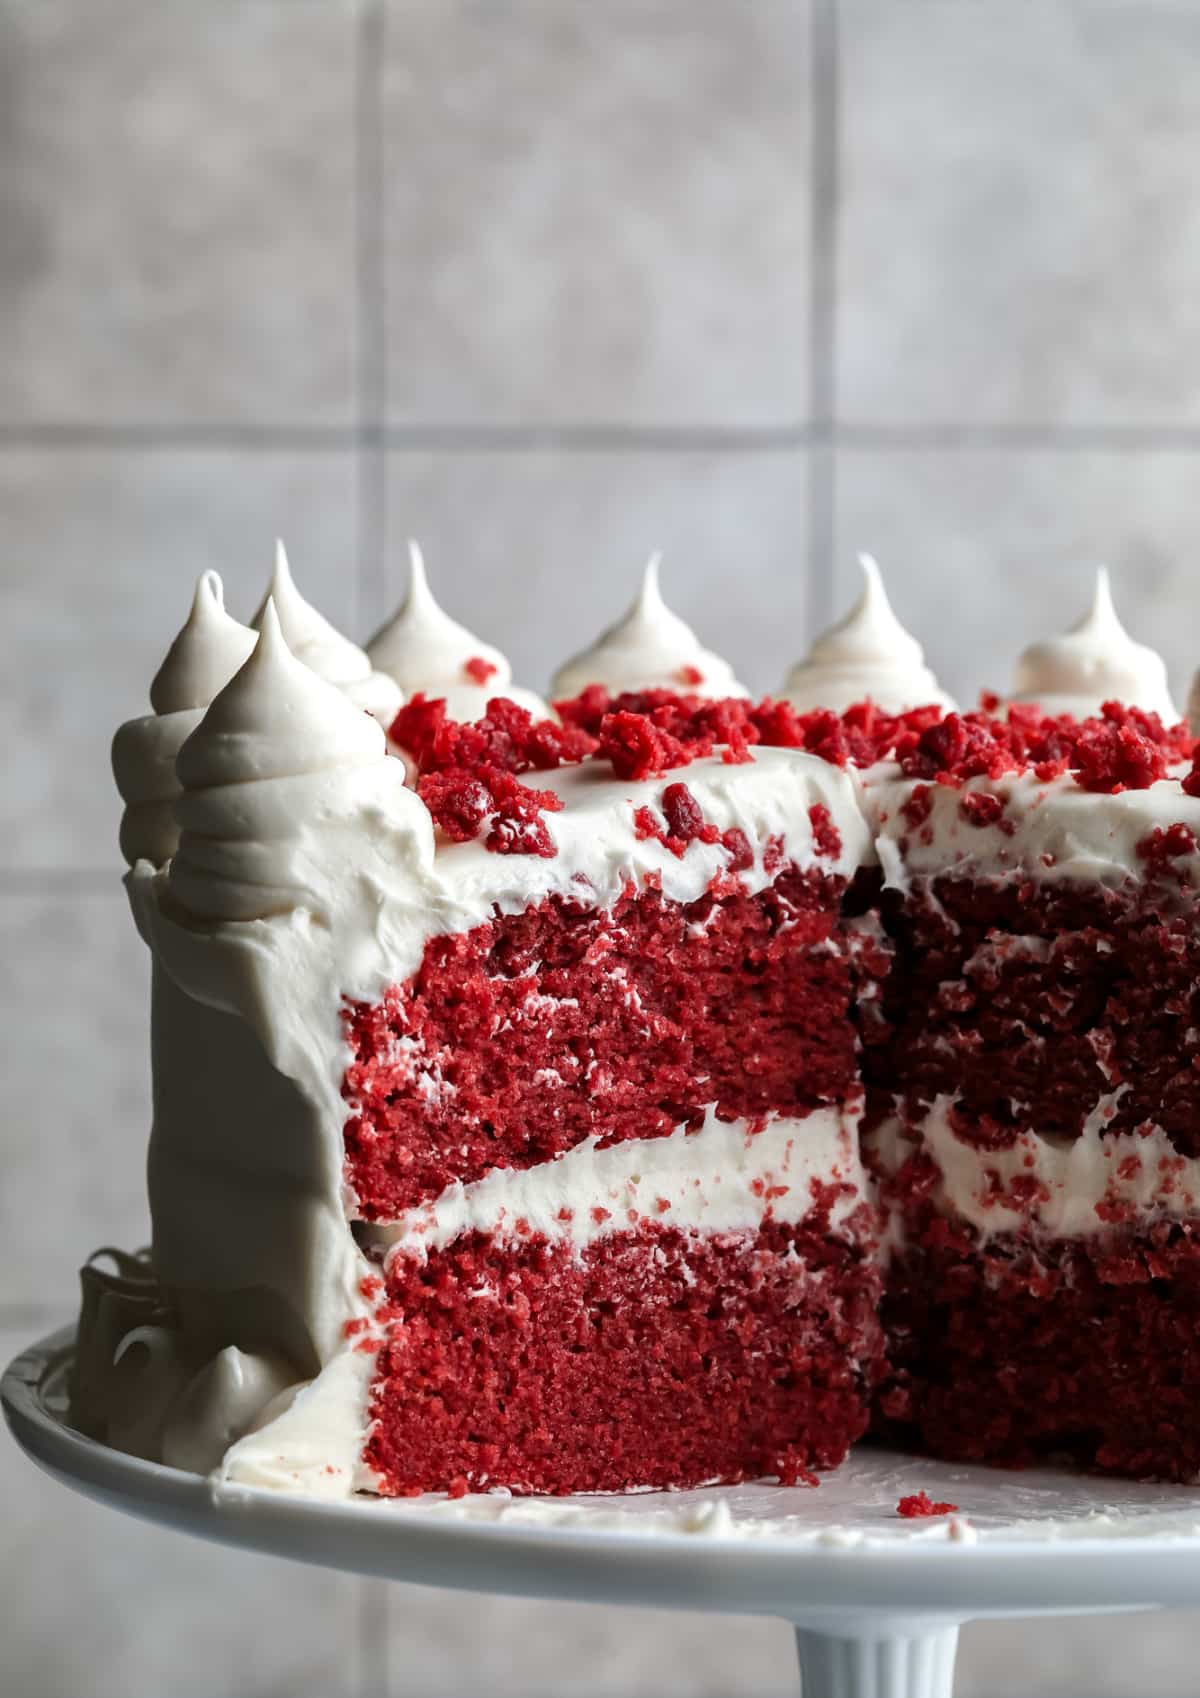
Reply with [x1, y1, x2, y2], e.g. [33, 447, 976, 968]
[0, 0, 358, 427]
[381, 0, 813, 429]
[5, 1, 1200, 1695]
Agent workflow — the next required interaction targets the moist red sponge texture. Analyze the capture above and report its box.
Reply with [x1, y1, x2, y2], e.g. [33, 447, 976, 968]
[862, 874, 1200, 1156]
[877, 1220, 1200, 1481]
[366, 1215, 884, 1496]
[344, 864, 869, 1217]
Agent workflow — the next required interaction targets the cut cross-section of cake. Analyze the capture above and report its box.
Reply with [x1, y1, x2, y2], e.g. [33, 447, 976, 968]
[81, 596, 885, 1497]
[862, 705, 1200, 1480]
[76, 560, 1200, 1496]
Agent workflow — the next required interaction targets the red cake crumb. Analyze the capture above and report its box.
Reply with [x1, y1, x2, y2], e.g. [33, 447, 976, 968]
[632, 785, 722, 857]
[1137, 823, 1198, 870]
[392, 694, 596, 777]
[1070, 719, 1169, 793]
[599, 711, 701, 780]
[959, 791, 1004, 828]
[896, 1491, 959, 1518]
[416, 766, 563, 856]
[809, 803, 842, 859]
[463, 655, 498, 686]
[901, 785, 934, 830]
[366, 1217, 883, 1496]
[343, 864, 858, 1215]
[677, 663, 704, 687]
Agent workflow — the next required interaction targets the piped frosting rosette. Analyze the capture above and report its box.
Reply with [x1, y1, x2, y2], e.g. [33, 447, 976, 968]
[1010, 568, 1178, 722]
[170, 600, 433, 924]
[111, 572, 257, 866]
[367, 542, 549, 723]
[252, 541, 402, 726]
[551, 555, 748, 701]
[779, 555, 956, 714]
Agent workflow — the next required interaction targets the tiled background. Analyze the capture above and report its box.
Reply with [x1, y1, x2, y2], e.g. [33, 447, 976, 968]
[4, 1, 1200, 1693]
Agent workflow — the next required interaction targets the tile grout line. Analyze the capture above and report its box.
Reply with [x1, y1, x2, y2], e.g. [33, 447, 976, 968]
[353, 7, 393, 1695]
[806, 0, 840, 633]
[9, 419, 1200, 452]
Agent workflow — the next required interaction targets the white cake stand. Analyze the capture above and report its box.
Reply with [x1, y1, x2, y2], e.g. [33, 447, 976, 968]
[8, 1328, 1200, 1698]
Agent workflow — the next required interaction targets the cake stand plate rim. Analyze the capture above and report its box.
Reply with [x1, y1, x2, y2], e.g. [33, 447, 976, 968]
[8, 1325, 1200, 1624]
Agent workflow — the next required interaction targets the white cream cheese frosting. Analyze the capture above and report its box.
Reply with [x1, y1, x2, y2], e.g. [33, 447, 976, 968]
[871, 1097, 1200, 1243]
[253, 540, 403, 726]
[369, 1106, 865, 1263]
[171, 597, 432, 924]
[111, 572, 258, 866]
[779, 555, 956, 715]
[550, 555, 749, 702]
[863, 766, 1200, 894]
[366, 542, 549, 723]
[1009, 568, 1178, 722]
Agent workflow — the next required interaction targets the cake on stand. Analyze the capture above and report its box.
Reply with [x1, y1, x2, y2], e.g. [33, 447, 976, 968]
[8, 1327, 1200, 1698]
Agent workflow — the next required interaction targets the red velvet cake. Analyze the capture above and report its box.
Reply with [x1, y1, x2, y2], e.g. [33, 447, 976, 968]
[78, 553, 1200, 1500]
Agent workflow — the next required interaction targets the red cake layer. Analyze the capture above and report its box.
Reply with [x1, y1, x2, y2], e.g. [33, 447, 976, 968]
[877, 1217, 1200, 1480]
[863, 873, 1200, 1156]
[366, 1208, 884, 1496]
[344, 864, 871, 1217]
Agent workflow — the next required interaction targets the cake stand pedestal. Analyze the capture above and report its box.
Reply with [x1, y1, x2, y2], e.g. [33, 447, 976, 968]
[7, 1329, 1200, 1698]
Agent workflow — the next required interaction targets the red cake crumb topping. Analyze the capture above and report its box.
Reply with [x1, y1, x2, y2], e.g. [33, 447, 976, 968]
[895, 701, 1189, 792]
[896, 1492, 959, 1518]
[598, 710, 698, 780]
[366, 1217, 883, 1496]
[1137, 823, 1198, 869]
[417, 767, 563, 856]
[677, 663, 704, 687]
[1070, 716, 1170, 793]
[809, 803, 842, 859]
[392, 696, 597, 856]
[392, 694, 596, 777]
[901, 784, 934, 830]
[631, 783, 724, 858]
[959, 791, 1004, 828]
[462, 655, 498, 686]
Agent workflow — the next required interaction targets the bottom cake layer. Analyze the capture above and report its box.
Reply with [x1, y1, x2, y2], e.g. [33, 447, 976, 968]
[366, 1213, 884, 1496]
[877, 1223, 1200, 1481]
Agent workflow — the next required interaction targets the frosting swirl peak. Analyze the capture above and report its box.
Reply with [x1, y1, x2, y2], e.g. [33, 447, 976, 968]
[150, 571, 258, 714]
[253, 542, 402, 725]
[550, 555, 748, 701]
[367, 543, 548, 722]
[780, 555, 956, 714]
[170, 601, 432, 923]
[178, 598, 385, 791]
[1010, 568, 1178, 722]
[112, 572, 258, 866]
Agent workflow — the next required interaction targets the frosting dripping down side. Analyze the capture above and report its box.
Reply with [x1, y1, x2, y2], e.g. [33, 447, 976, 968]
[780, 555, 956, 715]
[550, 555, 749, 702]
